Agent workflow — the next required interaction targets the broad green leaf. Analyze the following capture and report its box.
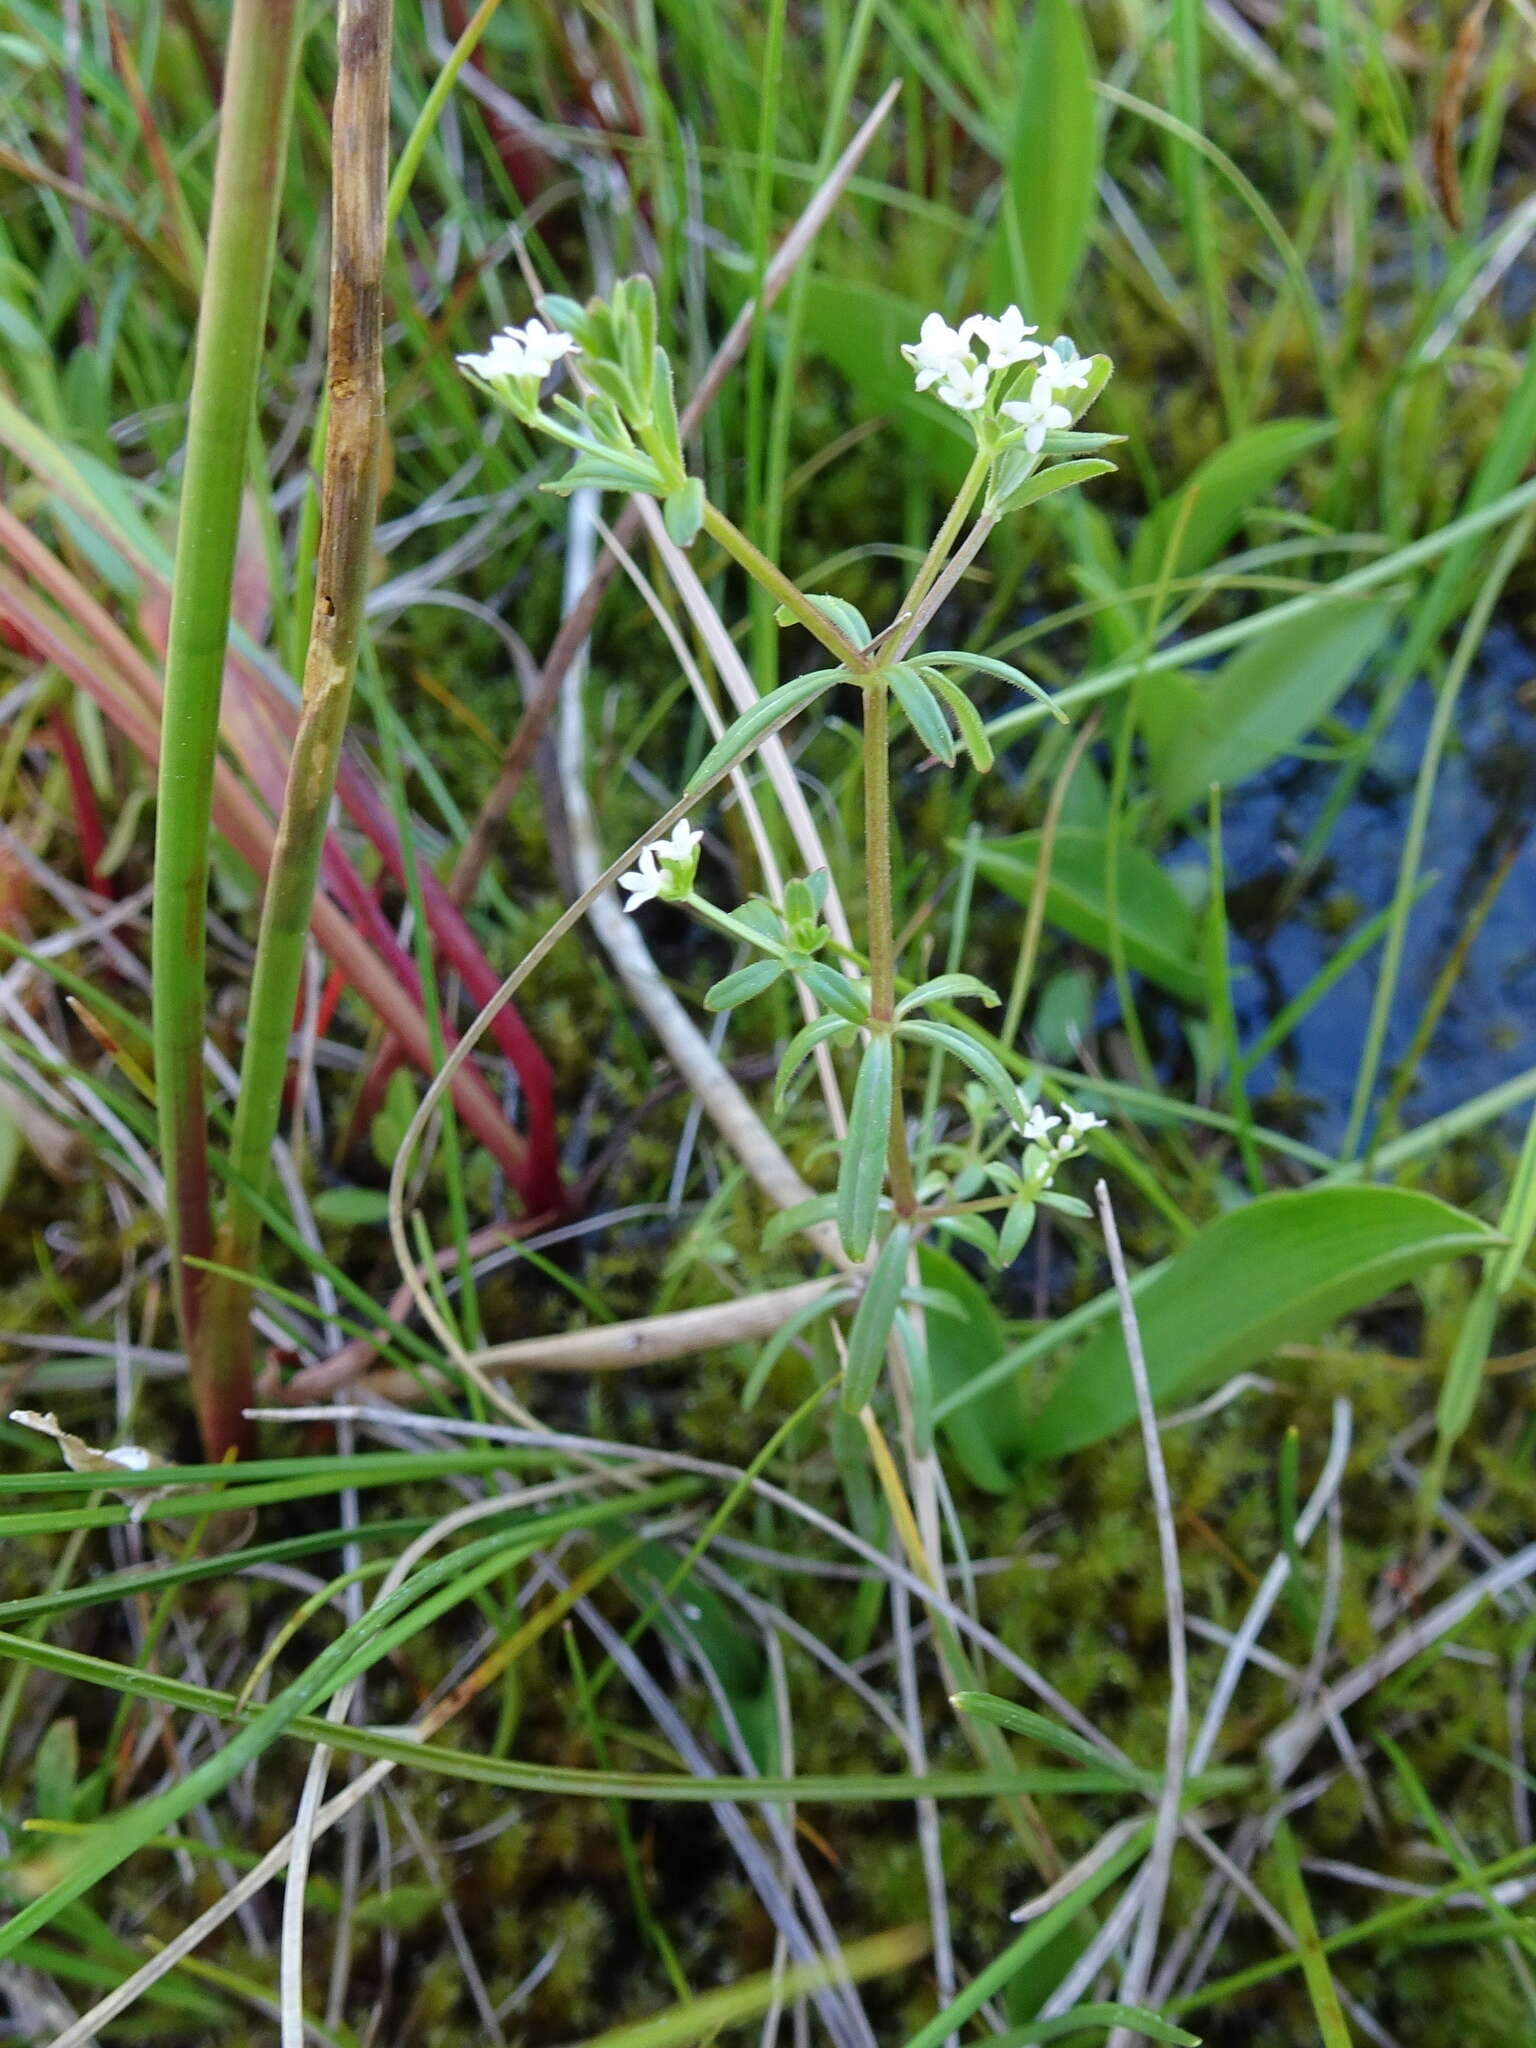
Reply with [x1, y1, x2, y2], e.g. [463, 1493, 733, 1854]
[1155, 601, 1395, 817]
[991, 0, 1098, 333]
[1130, 418, 1335, 587]
[1025, 1186, 1498, 1461]
[966, 826, 1205, 1003]
[918, 1245, 1031, 1494]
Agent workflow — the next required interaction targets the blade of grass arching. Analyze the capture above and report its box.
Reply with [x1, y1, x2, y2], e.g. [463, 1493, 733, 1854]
[0, 1488, 690, 1959]
[0, 1622, 1149, 1805]
[1268, 1821, 1354, 2046]
[214, 0, 392, 1425]
[1420, 1099, 1536, 1516]
[1001, 712, 1099, 1049]
[1340, 503, 1535, 1157]
[1205, 786, 1263, 1193]
[1167, 0, 1242, 427]
[151, 0, 303, 1461]
[984, 473, 1536, 748]
[901, 1826, 1153, 2048]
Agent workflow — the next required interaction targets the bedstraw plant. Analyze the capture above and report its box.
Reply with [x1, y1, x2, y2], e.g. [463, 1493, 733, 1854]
[457, 283, 1113, 1420]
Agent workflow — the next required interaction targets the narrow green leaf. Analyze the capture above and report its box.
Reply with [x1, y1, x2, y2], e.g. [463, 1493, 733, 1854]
[1025, 1187, 1498, 1460]
[686, 669, 842, 791]
[774, 1013, 857, 1109]
[888, 662, 956, 763]
[924, 669, 995, 770]
[1270, 1821, 1354, 2046]
[662, 476, 705, 548]
[952, 1691, 1153, 1789]
[772, 591, 871, 648]
[842, 1224, 912, 1412]
[896, 973, 1001, 1019]
[838, 1037, 893, 1259]
[990, 455, 1116, 519]
[899, 1018, 1026, 1129]
[704, 958, 785, 1012]
[801, 959, 870, 1022]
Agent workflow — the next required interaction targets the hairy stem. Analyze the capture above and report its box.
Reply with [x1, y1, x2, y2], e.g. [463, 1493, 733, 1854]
[151, 0, 302, 1461]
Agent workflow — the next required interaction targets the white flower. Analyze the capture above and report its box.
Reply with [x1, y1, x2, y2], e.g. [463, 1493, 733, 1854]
[617, 817, 703, 913]
[961, 305, 1043, 369]
[901, 312, 973, 393]
[936, 358, 991, 412]
[457, 317, 578, 388]
[1035, 342, 1092, 395]
[1000, 372, 1072, 452]
[617, 847, 665, 912]
[1063, 1102, 1106, 1138]
[1019, 1104, 1061, 1145]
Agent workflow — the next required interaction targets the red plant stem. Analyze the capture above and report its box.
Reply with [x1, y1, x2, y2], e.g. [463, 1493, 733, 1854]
[49, 707, 112, 898]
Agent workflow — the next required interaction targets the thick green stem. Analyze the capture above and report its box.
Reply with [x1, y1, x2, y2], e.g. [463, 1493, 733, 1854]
[151, 0, 302, 1462]
[214, 0, 394, 1398]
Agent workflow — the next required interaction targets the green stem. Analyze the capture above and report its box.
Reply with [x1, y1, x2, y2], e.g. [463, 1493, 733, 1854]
[863, 675, 917, 1215]
[699, 500, 868, 670]
[151, 0, 303, 1462]
[215, 0, 393, 1387]
[892, 445, 991, 635]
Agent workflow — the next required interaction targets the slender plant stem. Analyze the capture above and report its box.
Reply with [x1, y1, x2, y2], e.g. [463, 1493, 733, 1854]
[862, 675, 917, 1213]
[213, 0, 394, 1404]
[699, 501, 868, 669]
[151, 0, 302, 1461]
[893, 446, 991, 634]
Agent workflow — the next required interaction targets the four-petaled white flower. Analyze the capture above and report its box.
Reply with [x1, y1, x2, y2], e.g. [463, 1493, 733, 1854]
[1035, 342, 1092, 394]
[961, 305, 1042, 369]
[1000, 374, 1073, 452]
[900, 313, 973, 393]
[1062, 1102, 1107, 1139]
[617, 818, 704, 913]
[1019, 1104, 1061, 1146]
[936, 359, 991, 412]
[457, 317, 579, 389]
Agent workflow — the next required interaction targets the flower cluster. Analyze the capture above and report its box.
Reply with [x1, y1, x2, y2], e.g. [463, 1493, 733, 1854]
[456, 318, 579, 416]
[1019, 1098, 1106, 1157]
[901, 306, 1093, 445]
[617, 817, 703, 912]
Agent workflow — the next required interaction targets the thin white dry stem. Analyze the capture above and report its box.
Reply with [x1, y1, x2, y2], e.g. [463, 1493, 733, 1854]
[1190, 1398, 1352, 1774]
[1095, 1180, 1186, 2042]
[760, 1627, 794, 2048]
[892, 1569, 957, 2040]
[598, 509, 848, 1138]
[1011, 1817, 1147, 1924]
[563, 1574, 875, 2048]
[1265, 1537, 1536, 1782]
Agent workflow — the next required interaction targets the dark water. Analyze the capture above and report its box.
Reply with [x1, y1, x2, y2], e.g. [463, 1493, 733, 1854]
[1219, 620, 1536, 1150]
